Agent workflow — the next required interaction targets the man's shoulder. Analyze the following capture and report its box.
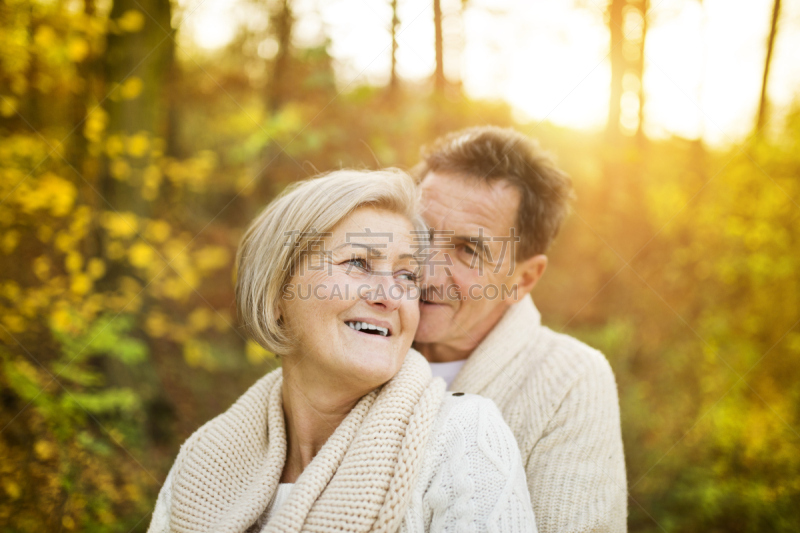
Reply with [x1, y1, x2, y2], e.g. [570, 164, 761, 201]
[495, 326, 621, 432]
[514, 325, 616, 389]
[507, 328, 622, 454]
[540, 327, 614, 377]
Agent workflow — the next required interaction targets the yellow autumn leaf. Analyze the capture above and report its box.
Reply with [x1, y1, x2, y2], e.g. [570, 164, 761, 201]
[70, 274, 92, 296]
[120, 76, 143, 100]
[144, 219, 170, 243]
[127, 132, 149, 157]
[142, 165, 162, 200]
[0, 95, 17, 117]
[34, 440, 56, 461]
[45, 175, 78, 217]
[188, 308, 212, 332]
[37, 224, 53, 242]
[34, 25, 57, 47]
[101, 212, 138, 239]
[33, 256, 51, 280]
[195, 245, 230, 272]
[145, 312, 168, 338]
[110, 158, 131, 180]
[87, 257, 106, 279]
[117, 10, 145, 33]
[2, 313, 25, 332]
[162, 276, 190, 301]
[128, 241, 154, 268]
[2, 479, 21, 500]
[54, 231, 75, 252]
[246, 340, 275, 364]
[106, 240, 125, 260]
[68, 38, 90, 62]
[65, 251, 83, 272]
[106, 134, 125, 158]
[1, 229, 20, 254]
[15, 173, 77, 217]
[2, 281, 21, 300]
[183, 339, 216, 369]
[84, 108, 108, 143]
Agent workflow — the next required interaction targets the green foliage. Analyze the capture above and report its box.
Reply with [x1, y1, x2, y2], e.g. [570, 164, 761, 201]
[1, 0, 799, 530]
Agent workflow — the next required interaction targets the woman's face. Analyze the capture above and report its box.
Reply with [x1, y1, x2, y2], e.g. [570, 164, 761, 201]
[280, 206, 421, 392]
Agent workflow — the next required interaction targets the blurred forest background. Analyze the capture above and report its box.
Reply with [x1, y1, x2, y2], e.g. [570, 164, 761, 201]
[1, 0, 799, 530]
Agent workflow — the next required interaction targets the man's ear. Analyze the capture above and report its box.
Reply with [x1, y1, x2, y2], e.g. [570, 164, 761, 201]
[511, 254, 548, 301]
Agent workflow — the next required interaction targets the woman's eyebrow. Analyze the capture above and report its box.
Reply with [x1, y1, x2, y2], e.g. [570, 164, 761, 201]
[333, 242, 415, 262]
[333, 242, 386, 258]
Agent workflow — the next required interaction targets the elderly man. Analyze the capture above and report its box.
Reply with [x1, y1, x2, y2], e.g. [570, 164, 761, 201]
[412, 126, 627, 533]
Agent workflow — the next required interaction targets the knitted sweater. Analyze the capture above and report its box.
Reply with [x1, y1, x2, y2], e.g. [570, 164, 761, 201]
[148, 352, 536, 532]
[450, 296, 627, 533]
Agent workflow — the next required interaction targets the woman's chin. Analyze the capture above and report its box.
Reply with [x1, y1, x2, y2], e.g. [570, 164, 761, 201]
[344, 349, 404, 388]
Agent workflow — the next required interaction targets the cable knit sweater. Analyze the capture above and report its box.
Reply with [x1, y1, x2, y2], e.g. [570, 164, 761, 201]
[148, 352, 536, 532]
[449, 296, 628, 533]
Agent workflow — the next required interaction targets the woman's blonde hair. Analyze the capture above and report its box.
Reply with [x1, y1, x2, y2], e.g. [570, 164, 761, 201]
[235, 168, 425, 355]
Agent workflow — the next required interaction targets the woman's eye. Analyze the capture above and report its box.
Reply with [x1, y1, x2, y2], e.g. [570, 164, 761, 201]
[345, 258, 368, 270]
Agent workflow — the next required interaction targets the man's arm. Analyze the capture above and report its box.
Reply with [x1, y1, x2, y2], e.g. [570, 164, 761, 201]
[526, 355, 627, 533]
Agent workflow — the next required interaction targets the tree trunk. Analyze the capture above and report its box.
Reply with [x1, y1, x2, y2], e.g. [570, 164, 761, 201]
[433, 0, 445, 93]
[606, 0, 625, 142]
[756, 0, 781, 132]
[269, 0, 293, 112]
[389, 0, 399, 93]
[635, 0, 648, 145]
[102, 0, 173, 215]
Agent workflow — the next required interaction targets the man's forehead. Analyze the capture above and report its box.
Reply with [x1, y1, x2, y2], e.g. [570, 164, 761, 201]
[421, 170, 519, 200]
[421, 177, 519, 239]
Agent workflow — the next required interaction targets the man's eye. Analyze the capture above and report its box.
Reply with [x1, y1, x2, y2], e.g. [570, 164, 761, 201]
[461, 243, 477, 256]
[397, 271, 419, 282]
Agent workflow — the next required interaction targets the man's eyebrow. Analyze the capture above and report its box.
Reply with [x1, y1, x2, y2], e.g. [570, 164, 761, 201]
[453, 235, 491, 250]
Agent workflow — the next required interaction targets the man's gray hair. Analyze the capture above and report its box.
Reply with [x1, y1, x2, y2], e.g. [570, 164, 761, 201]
[414, 126, 574, 258]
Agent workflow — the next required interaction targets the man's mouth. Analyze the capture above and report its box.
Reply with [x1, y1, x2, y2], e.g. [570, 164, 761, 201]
[345, 320, 391, 337]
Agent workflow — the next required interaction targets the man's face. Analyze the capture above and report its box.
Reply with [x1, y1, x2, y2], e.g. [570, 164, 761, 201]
[415, 171, 537, 353]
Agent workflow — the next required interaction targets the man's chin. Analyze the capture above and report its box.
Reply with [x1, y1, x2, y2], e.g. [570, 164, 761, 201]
[416, 302, 456, 342]
[414, 319, 449, 344]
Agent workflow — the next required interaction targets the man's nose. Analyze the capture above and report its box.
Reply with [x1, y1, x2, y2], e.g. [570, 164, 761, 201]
[422, 248, 453, 289]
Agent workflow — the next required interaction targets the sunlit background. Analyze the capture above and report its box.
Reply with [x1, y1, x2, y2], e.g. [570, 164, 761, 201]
[1, 0, 799, 531]
[182, 0, 800, 143]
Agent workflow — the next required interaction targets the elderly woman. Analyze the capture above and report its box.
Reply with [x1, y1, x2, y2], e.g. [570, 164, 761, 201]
[147, 169, 536, 533]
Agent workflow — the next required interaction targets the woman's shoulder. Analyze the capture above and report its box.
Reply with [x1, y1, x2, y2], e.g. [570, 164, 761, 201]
[403, 392, 536, 532]
[434, 391, 507, 429]
[429, 391, 524, 468]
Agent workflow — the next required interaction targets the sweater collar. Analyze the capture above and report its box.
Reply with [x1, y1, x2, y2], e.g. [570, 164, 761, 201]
[169, 350, 445, 533]
[450, 295, 542, 394]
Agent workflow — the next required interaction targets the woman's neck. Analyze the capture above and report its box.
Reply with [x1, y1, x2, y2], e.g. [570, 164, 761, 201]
[279, 365, 368, 483]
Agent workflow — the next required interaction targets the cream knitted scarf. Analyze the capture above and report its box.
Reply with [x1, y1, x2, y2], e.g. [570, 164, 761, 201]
[167, 350, 446, 533]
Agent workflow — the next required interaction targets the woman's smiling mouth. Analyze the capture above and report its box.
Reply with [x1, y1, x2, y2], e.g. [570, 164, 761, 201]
[344, 319, 391, 337]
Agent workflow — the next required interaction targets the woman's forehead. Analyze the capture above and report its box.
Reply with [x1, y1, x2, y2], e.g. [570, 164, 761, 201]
[327, 209, 416, 248]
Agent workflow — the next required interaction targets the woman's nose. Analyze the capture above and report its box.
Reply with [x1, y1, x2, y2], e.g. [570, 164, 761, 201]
[364, 274, 402, 311]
